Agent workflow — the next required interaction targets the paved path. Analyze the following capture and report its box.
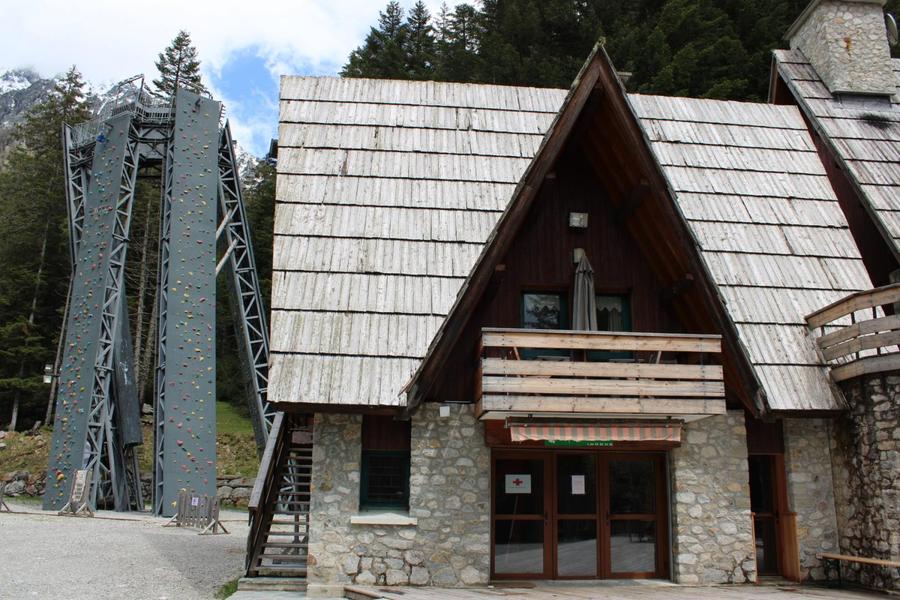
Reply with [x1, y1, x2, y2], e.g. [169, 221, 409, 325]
[0, 499, 249, 600]
[346, 580, 886, 600]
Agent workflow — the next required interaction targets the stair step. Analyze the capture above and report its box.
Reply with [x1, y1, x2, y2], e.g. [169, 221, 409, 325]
[255, 566, 308, 576]
[237, 577, 307, 592]
[269, 519, 308, 525]
[259, 553, 308, 562]
[263, 542, 309, 549]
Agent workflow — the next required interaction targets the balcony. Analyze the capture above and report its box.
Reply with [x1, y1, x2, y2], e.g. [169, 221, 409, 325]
[476, 328, 726, 421]
[805, 283, 900, 383]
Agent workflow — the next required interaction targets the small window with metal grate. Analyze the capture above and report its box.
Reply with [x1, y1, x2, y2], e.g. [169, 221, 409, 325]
[360, 415, 411, 511]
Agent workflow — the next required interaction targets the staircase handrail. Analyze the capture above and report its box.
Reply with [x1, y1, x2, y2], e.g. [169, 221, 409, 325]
[246, 411, 286, 573]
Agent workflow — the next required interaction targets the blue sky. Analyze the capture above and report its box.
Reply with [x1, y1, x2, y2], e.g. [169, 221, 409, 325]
[0, 0, 445, 156]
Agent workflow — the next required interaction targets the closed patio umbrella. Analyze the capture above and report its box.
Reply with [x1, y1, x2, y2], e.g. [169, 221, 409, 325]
[572, 254, 597, 331]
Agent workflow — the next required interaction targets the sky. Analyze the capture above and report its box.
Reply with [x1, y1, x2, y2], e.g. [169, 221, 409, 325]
[0, 0, 445, 156]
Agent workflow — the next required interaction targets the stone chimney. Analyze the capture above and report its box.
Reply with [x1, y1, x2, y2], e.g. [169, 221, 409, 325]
[786, 0, 895, 96]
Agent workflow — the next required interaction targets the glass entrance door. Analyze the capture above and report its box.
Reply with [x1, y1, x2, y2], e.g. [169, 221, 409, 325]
[607, 456, 666, 577]
[556, 454, 598, 577]
[492, 450, 668, 580]
[493, 454, 551, 577]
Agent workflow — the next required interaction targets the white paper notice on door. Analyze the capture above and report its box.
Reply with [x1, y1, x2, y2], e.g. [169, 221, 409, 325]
[571, 475, 585, 495]
[505, 474, 532, 494]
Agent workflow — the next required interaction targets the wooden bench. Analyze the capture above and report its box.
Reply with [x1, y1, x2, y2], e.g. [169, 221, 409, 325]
[817, 552, 900, 587]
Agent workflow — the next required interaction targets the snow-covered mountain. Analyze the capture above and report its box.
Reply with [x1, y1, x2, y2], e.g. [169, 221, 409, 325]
[0, 69, 261, 179]
[0, 69, 56, 150]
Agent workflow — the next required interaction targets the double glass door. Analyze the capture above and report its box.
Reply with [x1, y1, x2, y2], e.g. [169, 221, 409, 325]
[492, 451, 667, 579]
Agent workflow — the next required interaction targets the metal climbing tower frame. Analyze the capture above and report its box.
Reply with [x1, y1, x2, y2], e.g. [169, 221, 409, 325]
[218, 122, 275, 451]
[45, 114, 141, 510]
[48, 78, 273, 514]
[153, 88, 222, 516]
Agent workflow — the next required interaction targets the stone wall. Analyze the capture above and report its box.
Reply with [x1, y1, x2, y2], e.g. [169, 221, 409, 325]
[789, 0, 895, 95]
[669, 411, 756, 584]
[307, 404, 490, 593]
[831, 374, 900, 591]
[782, 418, 839, 581]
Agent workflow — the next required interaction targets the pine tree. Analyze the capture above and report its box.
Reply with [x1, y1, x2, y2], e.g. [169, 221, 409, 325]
[405, 1, 437, 79]
[435, 3, 481, 82]
[0, 66, 91, 430]
[342, 2, 410, 79]
[153, 30, 207, 97]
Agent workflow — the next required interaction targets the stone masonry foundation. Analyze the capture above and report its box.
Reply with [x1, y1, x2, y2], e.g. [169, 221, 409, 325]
[670, 411, 756, 584]
[831, 374, 900, 591]
[307, 404, 490, 592]
[783, 418, 839, 581]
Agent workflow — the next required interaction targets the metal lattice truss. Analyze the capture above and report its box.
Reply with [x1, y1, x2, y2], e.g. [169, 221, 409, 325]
[152, 126, 176, 516]
[218, 123, 275, 450]
[82, 120, 139, 510]
[49, 76, 272, 514]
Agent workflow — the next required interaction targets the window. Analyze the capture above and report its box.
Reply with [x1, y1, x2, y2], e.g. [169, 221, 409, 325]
[360, 415, 411, 511]
[521, 292, 568, 360]
[595, 294, 630, 331]
[521, 292, 567, 330]
[590, 294, 631, 361]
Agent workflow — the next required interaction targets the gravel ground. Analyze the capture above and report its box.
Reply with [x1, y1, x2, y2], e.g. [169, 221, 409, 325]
[0, 499, 250, 600]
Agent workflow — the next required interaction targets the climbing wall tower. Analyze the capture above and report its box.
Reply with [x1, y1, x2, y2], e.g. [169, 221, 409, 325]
[45, 78, 272, 516]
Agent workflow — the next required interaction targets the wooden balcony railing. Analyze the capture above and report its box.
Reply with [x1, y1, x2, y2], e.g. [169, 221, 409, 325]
[805, 283, 900, 382]
[476, 328, 725, 420]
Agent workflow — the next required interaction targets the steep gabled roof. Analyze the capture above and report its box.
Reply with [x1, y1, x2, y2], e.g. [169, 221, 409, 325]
[407, 46, 870, 414]
[773, 49, 900, 260]
[269, 76, 566, 407]
[631, 94, 871, 411]
[270, 46, 871, 414]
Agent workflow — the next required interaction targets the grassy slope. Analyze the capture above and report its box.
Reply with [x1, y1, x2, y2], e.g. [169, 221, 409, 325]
[2, 402, 258, 480]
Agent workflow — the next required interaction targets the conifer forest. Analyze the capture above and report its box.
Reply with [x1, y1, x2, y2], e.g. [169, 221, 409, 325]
[2, 0, 898, 431]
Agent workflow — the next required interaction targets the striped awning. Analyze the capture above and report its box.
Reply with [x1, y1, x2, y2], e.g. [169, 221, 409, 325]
[509, 423, 682, 444]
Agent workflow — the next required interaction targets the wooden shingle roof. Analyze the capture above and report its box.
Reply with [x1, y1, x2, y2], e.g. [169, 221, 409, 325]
[271, 56, 871, 413]
[269, 77, 567, 407]
[630, 94, 872, 411]
[773, 49, 900, 258]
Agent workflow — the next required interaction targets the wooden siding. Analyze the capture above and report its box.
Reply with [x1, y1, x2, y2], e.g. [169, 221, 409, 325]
[477, 328, 725, 420]
[427, 143, 688, 406]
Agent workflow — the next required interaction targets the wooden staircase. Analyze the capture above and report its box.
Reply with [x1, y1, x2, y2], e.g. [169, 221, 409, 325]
[246, 412, 312, 579]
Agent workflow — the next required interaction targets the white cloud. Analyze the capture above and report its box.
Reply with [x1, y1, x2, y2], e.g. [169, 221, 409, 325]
[2, 0, 447, 154]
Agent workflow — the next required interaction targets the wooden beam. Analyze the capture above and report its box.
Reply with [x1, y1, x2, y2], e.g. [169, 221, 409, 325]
[481, 328, 722, 353]
[806, 283, 900, 329]
[616, 181, 651, 224]
[821, 329, 900, 361]
[830, 353, 900, 382]
[481, 376, 725, 397]
[482, 358, 723, 381]
[479, 394, 726, 416]
[662, 274, 695, 303]
[817, 314, 900, 348]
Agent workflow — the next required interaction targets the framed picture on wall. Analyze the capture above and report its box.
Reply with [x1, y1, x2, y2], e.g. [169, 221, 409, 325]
[522, 292, 566, 330]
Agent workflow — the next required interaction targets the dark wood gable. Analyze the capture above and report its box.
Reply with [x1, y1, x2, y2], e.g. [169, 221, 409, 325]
[406, 44, 763, 417]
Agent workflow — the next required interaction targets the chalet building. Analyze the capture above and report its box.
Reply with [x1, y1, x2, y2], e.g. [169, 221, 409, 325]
[248, 0, 899, 595]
